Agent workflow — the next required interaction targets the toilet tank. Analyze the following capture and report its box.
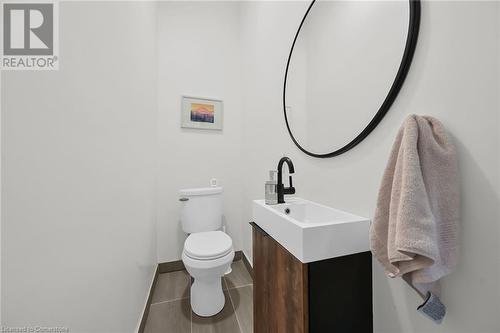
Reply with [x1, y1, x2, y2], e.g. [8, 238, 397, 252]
[179, 187, 223, 233]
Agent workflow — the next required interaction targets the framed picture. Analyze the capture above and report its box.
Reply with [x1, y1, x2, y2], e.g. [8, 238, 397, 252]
[181, 96, 223, 130]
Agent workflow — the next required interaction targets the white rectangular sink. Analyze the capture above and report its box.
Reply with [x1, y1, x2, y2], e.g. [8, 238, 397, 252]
[252, 198, 371, 263]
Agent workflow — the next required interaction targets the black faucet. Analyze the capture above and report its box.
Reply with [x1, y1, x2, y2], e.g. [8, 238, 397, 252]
[277, 157, 295, 204]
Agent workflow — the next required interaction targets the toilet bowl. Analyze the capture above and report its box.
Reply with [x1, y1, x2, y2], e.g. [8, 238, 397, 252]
[182, 230, 234, 317]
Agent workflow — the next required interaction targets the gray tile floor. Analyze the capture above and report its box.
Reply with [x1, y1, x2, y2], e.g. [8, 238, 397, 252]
[144, 260, 253, 333]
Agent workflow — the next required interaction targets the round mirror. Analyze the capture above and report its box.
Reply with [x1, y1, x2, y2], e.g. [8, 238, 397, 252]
[283, 0, 420, 158]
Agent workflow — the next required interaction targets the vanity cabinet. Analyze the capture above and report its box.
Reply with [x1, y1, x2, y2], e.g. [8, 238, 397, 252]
[252, 223, 373, 333]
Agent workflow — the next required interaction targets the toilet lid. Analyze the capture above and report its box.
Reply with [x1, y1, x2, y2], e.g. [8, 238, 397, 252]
[184, 231, 233, 260]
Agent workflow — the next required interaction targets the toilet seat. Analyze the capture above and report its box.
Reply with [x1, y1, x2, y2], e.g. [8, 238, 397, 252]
[184, 231, 233, 260]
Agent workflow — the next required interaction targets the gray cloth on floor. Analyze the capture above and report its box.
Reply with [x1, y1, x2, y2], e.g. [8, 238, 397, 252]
[370, 115, 459, 323]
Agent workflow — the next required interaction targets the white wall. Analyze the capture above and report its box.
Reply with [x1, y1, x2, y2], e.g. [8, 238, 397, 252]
[156, 2, 243, 263]
[240, 1, 500, 332]
[1, 2, 158, 332]
[0, 67, 2, 327]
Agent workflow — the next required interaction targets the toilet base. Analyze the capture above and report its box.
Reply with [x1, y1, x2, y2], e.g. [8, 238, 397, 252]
[191, 277, 225, 317]
[182, 249, 234, 317]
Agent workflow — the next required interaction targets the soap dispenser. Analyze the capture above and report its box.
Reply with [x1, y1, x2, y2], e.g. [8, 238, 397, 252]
[265, 170, 278, 205]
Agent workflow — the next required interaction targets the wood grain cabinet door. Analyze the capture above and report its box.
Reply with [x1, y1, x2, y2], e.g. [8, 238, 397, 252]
[252, 224, 308, 333]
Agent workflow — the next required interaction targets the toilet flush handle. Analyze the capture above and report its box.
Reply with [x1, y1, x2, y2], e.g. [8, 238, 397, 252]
[179, 197, 189, 202]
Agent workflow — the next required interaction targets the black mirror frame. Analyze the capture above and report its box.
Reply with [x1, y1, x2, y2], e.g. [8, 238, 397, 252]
[283, 0, 421, 158]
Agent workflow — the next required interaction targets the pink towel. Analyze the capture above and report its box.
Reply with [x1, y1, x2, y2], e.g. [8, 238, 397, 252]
[370, 115, 459, 298]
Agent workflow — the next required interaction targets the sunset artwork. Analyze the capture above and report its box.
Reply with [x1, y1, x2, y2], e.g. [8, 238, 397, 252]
[190, 103, 215, 123]
[181, 96, 222, 130]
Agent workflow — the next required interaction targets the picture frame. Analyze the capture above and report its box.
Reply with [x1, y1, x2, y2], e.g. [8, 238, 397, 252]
[181, 96, 223, 130]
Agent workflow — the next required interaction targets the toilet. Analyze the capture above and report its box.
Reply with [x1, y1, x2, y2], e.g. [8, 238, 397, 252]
[179, 185, 234, 317]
